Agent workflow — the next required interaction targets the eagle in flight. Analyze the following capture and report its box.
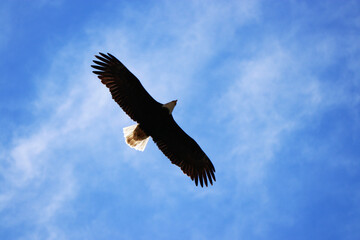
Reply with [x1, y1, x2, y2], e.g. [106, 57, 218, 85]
[91, 53, 215, 187]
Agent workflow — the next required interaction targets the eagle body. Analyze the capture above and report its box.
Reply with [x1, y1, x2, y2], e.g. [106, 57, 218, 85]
[92, 53, 215, 187]
[123, 103, 175, 151]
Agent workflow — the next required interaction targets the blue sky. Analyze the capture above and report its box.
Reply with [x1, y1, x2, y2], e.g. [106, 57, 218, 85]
[1, 0, 360, 239]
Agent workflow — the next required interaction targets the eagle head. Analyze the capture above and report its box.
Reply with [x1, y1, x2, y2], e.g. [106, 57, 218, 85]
[163, 100, 177, 114]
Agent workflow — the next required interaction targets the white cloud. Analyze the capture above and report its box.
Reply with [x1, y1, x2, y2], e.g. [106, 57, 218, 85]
[217, 42, 303, 183]
[215, 30, 359, 186]
[209, 15, 360, 234]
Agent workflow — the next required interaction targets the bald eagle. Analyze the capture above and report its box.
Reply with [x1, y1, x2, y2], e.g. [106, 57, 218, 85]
[91, 53, 215, 187]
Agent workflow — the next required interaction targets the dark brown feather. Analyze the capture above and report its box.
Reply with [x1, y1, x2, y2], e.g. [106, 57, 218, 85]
[151, 114, 216, 187]
[92, 52, 161, 123]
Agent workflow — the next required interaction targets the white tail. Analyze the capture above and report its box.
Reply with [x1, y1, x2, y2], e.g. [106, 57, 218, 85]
[122, 124, 150, 151]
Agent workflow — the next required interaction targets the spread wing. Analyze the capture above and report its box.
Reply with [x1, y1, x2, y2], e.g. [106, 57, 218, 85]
[91, 52, 161, 123]
[152, 116, 216, 187]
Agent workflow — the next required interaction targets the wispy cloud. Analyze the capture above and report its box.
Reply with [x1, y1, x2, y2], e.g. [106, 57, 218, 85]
[217, 40, 318, 180]
[210, 11, 360, 235]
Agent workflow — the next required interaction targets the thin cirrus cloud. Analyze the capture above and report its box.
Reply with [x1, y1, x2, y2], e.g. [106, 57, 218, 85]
[217, 41, 322, 182]
[1, 0, 360, 239]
